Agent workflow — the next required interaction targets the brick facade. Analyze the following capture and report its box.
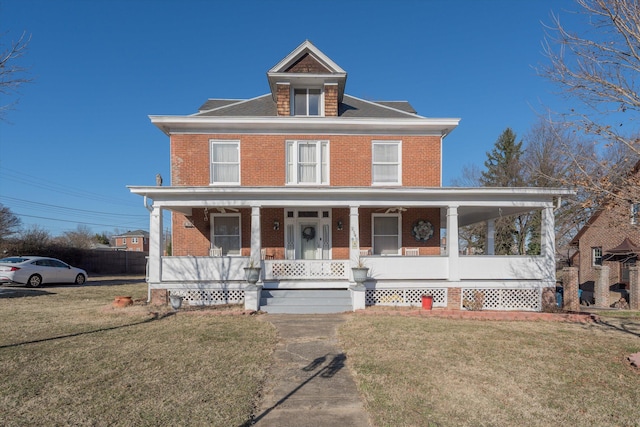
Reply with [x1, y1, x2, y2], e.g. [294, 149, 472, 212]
[572, 197, 640, 287]
[171, 133, 441, 188]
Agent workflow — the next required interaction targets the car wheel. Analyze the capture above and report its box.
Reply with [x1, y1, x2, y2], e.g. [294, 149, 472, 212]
[75, 274, 86, 285]
[27, 274, 42, 288]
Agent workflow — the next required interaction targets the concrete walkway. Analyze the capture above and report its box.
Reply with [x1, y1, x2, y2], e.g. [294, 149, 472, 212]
[252, 314, 371, 427]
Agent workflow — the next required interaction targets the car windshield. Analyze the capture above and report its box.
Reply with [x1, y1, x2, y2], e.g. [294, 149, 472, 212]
[0, 257, 31, 264]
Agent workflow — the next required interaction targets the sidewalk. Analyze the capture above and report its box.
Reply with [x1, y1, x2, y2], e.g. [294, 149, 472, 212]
[253, 314, 371, 427]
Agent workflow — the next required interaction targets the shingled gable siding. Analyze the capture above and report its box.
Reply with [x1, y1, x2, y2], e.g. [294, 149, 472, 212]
[285, 53, 331, 73]
[324, 83, 338, 117]
[170, 133, 442, 187]
[276, 83, 290, 116]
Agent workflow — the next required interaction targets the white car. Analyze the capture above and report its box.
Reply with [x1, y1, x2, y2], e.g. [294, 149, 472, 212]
[0, 256, 88, 287]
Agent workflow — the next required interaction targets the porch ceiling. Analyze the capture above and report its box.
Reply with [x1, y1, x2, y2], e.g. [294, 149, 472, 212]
[129, 186, 575, 227]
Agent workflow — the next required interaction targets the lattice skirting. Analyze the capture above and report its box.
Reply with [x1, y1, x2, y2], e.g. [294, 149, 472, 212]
[168, 289, 244, 306]
[462, 288, 541, 311]
[366, 288, 447, 307]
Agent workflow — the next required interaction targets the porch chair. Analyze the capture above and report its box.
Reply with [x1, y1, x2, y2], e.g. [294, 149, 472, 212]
[210, 247, 222, 257]
[404, 248, 419, 256]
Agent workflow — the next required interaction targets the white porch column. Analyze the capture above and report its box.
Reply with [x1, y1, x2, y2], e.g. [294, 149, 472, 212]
[148, 206, 163, 283]
[541, 205, 555, 282]
[349, 205, 360, 265]
[250, 206, 261, 264]
[447, 205, 460, 281]
[486, 219, 495, 255]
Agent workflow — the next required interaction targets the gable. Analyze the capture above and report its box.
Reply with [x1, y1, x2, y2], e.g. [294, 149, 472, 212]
[285, 53, 331, 74]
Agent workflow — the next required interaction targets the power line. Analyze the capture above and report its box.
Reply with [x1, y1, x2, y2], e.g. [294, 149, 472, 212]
[0, 166, 141, 208]
[15, 212, 148, 229]
[0, 195, 147, 218]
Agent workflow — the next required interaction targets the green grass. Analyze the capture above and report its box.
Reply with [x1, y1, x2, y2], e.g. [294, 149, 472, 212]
[0, 280, 277, 426]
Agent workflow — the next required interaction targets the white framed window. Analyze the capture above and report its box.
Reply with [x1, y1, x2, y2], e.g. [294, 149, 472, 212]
[132, 237, 138, 244]
[286, 140, 329, 185]
[210, 140, 240, 185]
[292, 88, 322, 116]
[211, 214, 241, 256]
[631, 202, 639, 225]
[122, 238, 126, 244]
[592, 247, 603, 266]
[372, 214, 401, 255]
[372, 140, 401, 185]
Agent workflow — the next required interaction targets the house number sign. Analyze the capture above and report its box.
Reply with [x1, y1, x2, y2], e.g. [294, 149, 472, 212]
[412, 220, 434, 242]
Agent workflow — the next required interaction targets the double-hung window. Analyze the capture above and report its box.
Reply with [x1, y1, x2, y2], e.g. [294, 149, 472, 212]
[592, 247, 603, 266]
[286, 140, 329, 185]
[372, 214, 401, 255]
[210, 140, 240, 185]
[372, 141, 401, 185]
[293, 88, 322, 116]
[211, 214, 241, 256]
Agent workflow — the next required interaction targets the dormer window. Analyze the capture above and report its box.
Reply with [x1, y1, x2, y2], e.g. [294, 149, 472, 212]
[293, 88, 322, 116]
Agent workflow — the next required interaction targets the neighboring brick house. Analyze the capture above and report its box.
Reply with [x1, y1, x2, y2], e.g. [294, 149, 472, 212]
[569, 162, 640, 289]
[112, 230, 149, 252]
[129, 40, 572, 312]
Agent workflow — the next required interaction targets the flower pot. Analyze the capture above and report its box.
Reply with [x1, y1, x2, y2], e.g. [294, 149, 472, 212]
[421, 295, 433, 310]
[352, 267, 369, 284]
[169, 294, 184, 310]
[113, 296, 133, 308]
[244, 267, 261, 285]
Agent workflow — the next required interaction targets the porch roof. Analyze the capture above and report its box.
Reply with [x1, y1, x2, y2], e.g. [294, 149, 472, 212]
[128, 186, 575, 227]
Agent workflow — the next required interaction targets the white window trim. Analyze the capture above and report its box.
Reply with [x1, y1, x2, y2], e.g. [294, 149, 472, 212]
[291, 87, 324, 117]
[286, 140, 330, 185]
[631, 202, 639, 225]
[210, 139, 240, 185]
[592, 247, 602, 267]
[132, 237, 138, 244]
[371, 140, 402, 185]
[210, 213, 242, 256]
[372, 213, 402, 256]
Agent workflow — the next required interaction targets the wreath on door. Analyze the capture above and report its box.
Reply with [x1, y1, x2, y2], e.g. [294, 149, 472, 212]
[302, 226, 316, 241]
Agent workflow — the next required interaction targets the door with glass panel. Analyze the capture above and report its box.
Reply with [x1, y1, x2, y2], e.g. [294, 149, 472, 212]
[300, 222, 318, 260]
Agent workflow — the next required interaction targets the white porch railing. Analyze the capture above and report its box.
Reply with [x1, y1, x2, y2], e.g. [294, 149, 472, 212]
[263, 259, 349, 280]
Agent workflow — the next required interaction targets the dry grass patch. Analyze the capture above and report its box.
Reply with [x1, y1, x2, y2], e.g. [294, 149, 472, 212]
[339, 315, 640, 427]
[0, 281, 277, 426]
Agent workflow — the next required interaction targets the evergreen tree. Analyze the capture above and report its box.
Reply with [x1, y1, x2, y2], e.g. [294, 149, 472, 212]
[481, 128, 528, 254]
[481, 128, 525, 187]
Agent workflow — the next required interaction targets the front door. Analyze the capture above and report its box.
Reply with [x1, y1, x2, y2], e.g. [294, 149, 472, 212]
[300, 222, 318, 260]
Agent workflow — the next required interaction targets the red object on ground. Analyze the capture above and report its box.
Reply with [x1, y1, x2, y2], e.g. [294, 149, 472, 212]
[421, 295, 433, 310]
[113, 296, 133, 308]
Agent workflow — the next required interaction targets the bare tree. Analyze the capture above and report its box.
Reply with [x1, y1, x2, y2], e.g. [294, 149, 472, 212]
[1, 31, 32, 120]
[541, 0, 640, 204]
[58, 225, 95, 249]
[0, 204, 21, 241]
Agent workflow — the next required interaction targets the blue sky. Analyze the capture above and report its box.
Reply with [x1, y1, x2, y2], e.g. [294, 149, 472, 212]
[0, 0, 582, 237]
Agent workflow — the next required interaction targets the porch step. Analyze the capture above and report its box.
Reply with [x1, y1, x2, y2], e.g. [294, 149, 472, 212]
[260, 289, 352, 314]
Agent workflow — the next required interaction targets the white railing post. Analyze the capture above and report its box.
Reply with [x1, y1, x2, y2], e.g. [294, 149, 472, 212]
[148, 206, 163, 283]
[447, 205, 460, 281]
[349, 205, 360, 267]
[250, 206, 261, 266]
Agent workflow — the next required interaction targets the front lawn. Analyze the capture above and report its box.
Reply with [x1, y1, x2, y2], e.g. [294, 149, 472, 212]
[339, 314, 640, 427]
[0, 280, 276, 426]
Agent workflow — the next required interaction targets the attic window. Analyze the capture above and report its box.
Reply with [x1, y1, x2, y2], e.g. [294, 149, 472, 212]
[293, 88, 322, 116]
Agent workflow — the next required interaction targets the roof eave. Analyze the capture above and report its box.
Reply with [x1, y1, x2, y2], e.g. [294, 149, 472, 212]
[148, 115, 461, 137]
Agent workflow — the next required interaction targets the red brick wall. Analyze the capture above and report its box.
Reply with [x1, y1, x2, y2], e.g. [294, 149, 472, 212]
[171, 133, 441, 187]
[576, 200, 640, 286]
